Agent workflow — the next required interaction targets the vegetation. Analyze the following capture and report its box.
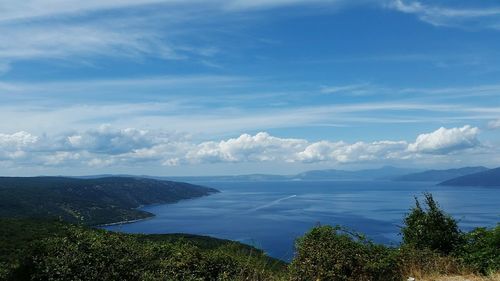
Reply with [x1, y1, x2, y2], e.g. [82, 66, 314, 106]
[458, 226, 500, 275]
[289, 225, 400, 281]
[0, 219, 286, 281]
[0, 176, 218, 225]
[0, 177, 498, 281]
[288, 193, 498, 281]
[401, 193, 463, 254]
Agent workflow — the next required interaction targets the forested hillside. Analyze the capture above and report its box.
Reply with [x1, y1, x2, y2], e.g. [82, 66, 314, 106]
[0, 177, 218, 225]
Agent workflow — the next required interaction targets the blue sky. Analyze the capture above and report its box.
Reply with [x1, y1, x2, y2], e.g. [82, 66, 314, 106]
[1, 0, 500, 176]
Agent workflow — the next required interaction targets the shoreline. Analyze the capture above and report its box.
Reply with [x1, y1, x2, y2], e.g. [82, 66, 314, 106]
[97, 190, 219, 228]
[96, 215, 154, 227]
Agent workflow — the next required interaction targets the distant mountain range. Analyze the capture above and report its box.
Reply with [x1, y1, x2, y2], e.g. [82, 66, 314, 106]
[393, 166, 489, 182]
[148, 166, 421, 182]
[0, 176, 218, 225]
[64, 165, 500, 188]
[439, 167, 500, 187]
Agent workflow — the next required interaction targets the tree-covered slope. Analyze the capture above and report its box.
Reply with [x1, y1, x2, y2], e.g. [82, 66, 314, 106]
[439, 167, 500, 187]
[0, 177, 218, 225]
[0, 218, 286, 281]
[394, 166, 489, 182]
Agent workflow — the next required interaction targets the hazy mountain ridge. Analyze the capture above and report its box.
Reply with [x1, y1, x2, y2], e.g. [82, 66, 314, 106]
[393, 166, 489, 182]
[75, 166, 420, 182]
[439, 167, 500, 187]
[0, 176, 218, 225]
[295, 166, 421, 180]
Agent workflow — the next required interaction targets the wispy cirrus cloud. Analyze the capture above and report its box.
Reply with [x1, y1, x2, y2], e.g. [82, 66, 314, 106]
[0, 23, 180, 61]
[320, 83, 372, 95]
[0, 0, 354, 64]
[0, 0, 498, 75]
[0, 0, 352, 22]
[0, 1, 231, 73]
[388, 0, 500, 29]
[0, 0, 174, 22]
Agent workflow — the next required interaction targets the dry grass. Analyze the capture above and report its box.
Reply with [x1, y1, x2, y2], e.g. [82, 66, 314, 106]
[400, 250, 467, 279]
[416, 273, 500, 281]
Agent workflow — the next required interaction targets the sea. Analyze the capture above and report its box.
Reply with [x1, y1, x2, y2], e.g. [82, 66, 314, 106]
[103, 180, 499, 261]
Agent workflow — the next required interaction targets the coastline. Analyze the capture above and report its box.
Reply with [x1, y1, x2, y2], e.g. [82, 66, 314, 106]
[96, 215, 154, 227]
[97, 191, 220, 228]
[97, 189, 220, 228]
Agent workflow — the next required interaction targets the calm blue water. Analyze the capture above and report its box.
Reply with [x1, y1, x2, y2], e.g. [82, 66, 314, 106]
[104, 180, 499, 261]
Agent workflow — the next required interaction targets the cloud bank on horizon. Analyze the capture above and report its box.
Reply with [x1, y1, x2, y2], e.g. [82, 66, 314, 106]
[0, 0, 499, 175]
[0, 124, 496, 175]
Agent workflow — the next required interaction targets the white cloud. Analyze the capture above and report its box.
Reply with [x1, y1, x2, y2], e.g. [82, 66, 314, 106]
[296, 140, 408, 163]
[320, 83, 371, 95]
[389, 0, 500, 29]
[0, 131, 38, 147]
[0, 1, 230, 69]
[0, 0, 349, 69]
[407, 125, 480, 154]
[65, 125, 155, 154]
[0, 19, 188, 62]
[0, 131, 38, 160]
[43, 151, 82, 166]
[186, 132, 307, 163]
[0, 125, 489, 170]
[488, 119, 500, 129]
[177, 126, 481, 165]
[0, 0, 348, 22]
[223, 0, 349, 11]
[0, 0, 497, 75]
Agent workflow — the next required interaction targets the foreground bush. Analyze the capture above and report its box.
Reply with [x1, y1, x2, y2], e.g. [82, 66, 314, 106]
[289, 225, 400, 281]
[8, 226, 282, 281]
[401, 193, 463, 254]
[457, 225, 500, 275]
[289, 194, 499, 281]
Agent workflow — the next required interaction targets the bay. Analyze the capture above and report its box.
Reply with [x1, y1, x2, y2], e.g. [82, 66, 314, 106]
[104, 180, 499, 261]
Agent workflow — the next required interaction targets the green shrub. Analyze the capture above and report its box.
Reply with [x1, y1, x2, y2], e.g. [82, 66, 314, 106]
[289, 225, 401, 281]
[457, 225, 500, 275]
[363, 244, 401, 281]
[401, 193, 463, 254]
[289, 225, 365, 281]
[9, 225, 281, 281]
[0, 263, 10, 281]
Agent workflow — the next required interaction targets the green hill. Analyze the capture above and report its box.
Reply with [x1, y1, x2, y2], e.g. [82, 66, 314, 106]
[0, 218, 286, 281]
[0, 176, 218, 225]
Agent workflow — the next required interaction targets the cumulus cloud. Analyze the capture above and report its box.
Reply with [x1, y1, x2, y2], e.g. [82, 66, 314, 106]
[178, 126, 479, 164]
[0, 125, 486, 169]
[297, 140, 408, 163]
[407, 125, 480, 154]
[185, 132, 307, 163]
[0, 131, 38, 147]
[488, 119, 500, 129]
[65, 125, 155, 154]
[0, 131, 38, 160]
